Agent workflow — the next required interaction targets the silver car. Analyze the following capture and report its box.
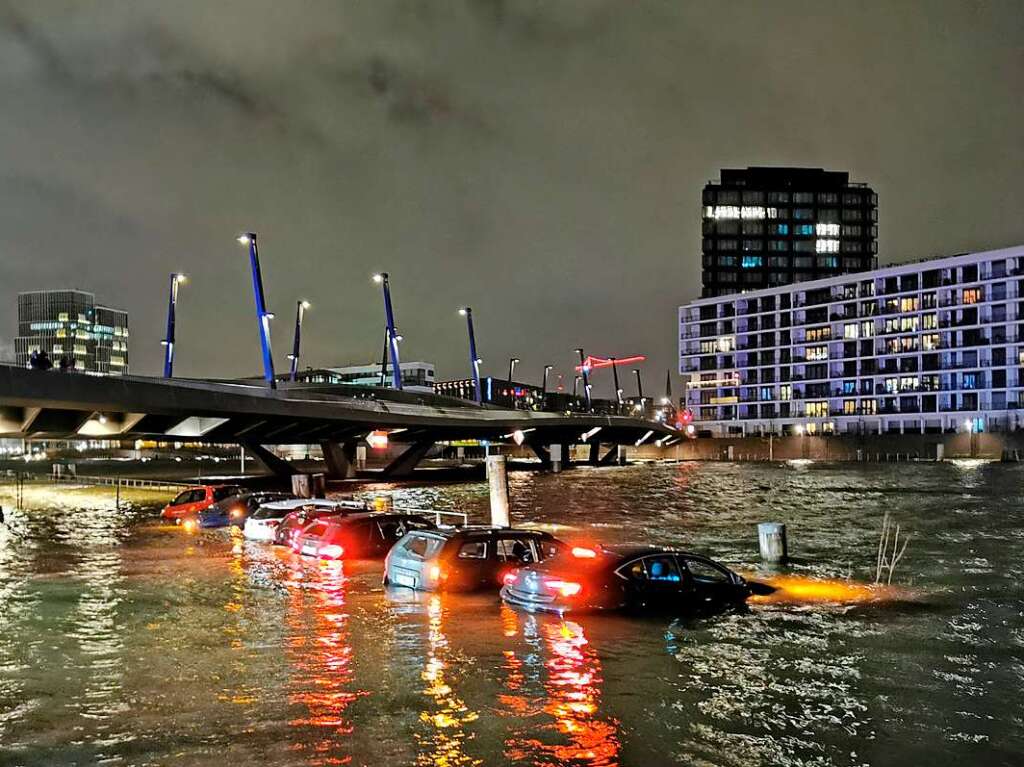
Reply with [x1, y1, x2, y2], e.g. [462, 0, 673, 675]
[384, 527, 565, 592]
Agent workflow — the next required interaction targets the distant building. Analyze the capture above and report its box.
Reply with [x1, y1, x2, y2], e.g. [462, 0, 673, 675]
[15, 290, 129, 375]
[434, 377, 545, 410]
[295, 361, 435, 393]
[701, 167, 878, 297]
[680, 245, 1024, 437]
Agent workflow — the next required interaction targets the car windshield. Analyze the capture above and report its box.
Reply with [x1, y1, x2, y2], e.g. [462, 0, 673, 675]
[252, 505, 294, 520]
[213, 486, 240, 501]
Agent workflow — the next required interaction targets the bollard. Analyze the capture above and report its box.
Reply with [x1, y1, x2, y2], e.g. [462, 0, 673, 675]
[758, 522, 788, 564]
[487, 454, 511, 528]
[550, 444, 563, 473]
[290, 473, 313, 497]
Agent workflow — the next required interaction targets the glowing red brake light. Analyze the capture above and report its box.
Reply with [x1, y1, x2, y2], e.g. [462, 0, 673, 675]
[571, 546, 597, 559]
[544, 579, 582, 598]
[319, 544, 344, 559]
[502, 570, 518, 586]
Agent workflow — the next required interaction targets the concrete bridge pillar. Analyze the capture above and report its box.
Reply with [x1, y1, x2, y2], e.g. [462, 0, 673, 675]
[321, 440, 358, 479]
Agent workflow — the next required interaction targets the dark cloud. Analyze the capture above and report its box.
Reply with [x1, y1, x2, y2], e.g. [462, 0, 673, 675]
[0, 0, 1021, 398]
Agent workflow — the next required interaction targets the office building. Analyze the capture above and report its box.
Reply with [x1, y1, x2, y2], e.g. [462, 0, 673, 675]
[701, 167, 878, 297]
[15, 290, 129, 375]
[679, 245, 1024, 436]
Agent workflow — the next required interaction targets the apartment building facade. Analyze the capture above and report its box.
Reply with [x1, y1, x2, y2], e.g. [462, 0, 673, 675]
[679, 246, 1024, 436]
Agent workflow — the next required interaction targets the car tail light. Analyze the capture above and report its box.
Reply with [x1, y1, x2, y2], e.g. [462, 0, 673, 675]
[428, 564, 447, 582]
[502, 570, 518, 587]
[230, 507, 244, 518]
[544, 578, 582, 598]
[319, 544, 344, 559]
[571, 546, 597, 559]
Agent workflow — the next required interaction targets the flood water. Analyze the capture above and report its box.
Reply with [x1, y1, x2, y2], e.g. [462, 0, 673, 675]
[1, 461, 1022, 766]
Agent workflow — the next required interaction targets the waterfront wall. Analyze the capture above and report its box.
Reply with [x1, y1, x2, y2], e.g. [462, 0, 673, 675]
[633, 432, 1024, 462]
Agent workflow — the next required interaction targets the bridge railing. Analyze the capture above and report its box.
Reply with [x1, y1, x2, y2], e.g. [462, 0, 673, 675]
[391, 505, 470, 527]
[46, 474, 193, 491]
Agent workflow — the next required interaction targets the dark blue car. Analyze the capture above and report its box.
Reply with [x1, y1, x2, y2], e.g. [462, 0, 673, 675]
[195, 491, 293, 529]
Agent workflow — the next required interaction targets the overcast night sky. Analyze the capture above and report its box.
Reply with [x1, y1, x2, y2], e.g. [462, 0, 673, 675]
[0, 1, 1022, 395]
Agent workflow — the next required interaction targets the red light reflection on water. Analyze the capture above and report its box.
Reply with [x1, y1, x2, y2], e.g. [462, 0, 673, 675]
[284, 561, 367, 765]
[505, 617, 620, 766]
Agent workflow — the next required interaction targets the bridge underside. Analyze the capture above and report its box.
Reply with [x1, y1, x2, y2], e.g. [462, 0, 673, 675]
[0, 366, 680, 475]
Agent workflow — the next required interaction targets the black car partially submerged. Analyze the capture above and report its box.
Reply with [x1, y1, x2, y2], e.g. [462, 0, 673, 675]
[501, 545, 753, 614]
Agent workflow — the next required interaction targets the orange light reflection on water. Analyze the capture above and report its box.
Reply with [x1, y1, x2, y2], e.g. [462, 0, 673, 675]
[416, 594, 480, 767]
[507, 618, 620, 767]
[284, 559, 366, 765]
[748, 574, 908, 605]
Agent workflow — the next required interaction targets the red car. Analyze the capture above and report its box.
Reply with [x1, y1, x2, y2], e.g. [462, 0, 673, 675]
[161, 484, 243, 521]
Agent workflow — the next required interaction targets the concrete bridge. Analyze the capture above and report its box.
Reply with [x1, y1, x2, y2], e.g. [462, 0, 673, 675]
[0, 365, 680, 478]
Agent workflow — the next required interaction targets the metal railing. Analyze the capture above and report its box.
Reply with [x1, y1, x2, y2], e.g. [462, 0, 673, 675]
[392, 505, 470, 527]
[47, 474, 192, 490]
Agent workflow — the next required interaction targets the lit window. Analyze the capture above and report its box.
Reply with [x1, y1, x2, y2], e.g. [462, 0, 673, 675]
[843, 399, 857, 414]
[780, 384, 792, 401]
[963, 288, 982, 304]
[843, 323, 859, 339]
[806, 345, 828, 361]
[806, 401, 828, 418]
[815, 239, 840, 253]
[816, 222, 840, 236]
[741, 256, 763, 268]
[794, 224, 814, 236]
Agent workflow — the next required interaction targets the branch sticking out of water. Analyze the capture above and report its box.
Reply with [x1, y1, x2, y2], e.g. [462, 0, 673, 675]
[875, 511, 912, 585]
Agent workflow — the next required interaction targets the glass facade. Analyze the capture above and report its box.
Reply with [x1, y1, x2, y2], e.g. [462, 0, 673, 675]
[679, 247, 1024, 435]
[701, 167, 878, 297]
[15, 290, 128, 375]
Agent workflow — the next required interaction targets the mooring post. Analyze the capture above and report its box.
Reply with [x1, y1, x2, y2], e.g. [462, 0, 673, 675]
[550, 444, 563, 473]
[487, 454, 511, 528]
[758, 522, 788, 564]
[115, 477, 121, 510]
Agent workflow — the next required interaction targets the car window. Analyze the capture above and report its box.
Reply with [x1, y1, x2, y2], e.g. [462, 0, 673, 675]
[644, 555, 683, 582]
[495, 537, 538, 564]
[171, 491, 191, 506]
[189, 489, 206, 504]
[683, 558, 732, 584]
[619, 556, 683, 583]
[213, 486, 238, 501]
[253, 505, 291, 520]
[538, 539, 563, 561]
[402, 534, 444, 559]
[457, 540, 487, 559]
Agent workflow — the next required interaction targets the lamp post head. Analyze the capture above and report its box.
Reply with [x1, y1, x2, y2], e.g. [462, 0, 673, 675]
[174, 273, 187, 284]
[544, 364, 553, 372]
[458, 307, 470, 317]
[395, 334, 404, 342]
[265, 312, 275, 320]
[300, 300, 311, 309]
[372, 273, 386, 284]
[237, 233, 255, 245]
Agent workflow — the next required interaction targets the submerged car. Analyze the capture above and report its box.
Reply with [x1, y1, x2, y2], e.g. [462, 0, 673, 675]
[384, 527, 566, 592]
[187, 491, 294, 530]
[273, 499, 369, 547]
[243, 499, 354, 542]
[500, 545, 753, 614]
[293, 512, 437, 560]
[161, 484, 244, 522]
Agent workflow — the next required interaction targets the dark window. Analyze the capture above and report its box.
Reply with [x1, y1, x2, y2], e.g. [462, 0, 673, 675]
[457, 540, 487, 559]
[683, 558, 731, 583]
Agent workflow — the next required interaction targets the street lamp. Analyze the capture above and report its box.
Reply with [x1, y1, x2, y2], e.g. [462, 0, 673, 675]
[633, 368, 644, 410]
[459, 307, 482, 404]
[609, 356, 623, 410]
[372, 272, 403, 390]
[161, 273, 186, 378]
[508, 357, 520, 382]
[575, 348, 592, 411]
[237, 232, 276, 388]
[287, 299, 310, 381]
[541, 364, 553, 402]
